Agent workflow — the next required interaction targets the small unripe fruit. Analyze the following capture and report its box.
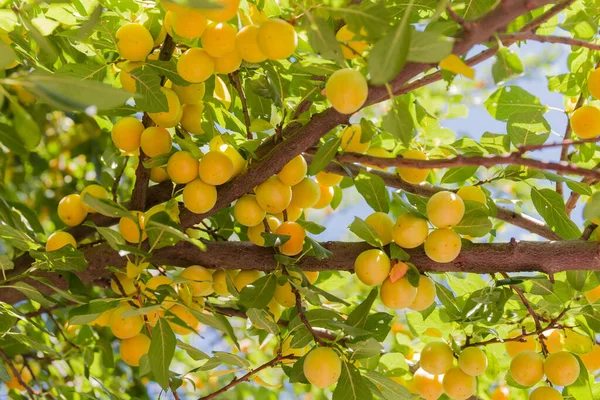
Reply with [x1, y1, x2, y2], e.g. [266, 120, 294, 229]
[111, 117, 144, 152]
[290, 178, 321, 209]
[505, 330, 537, 357]
[275, 221, 306, 256]
[110, 304, 145, 339]
[340, 125, 369, 153]
[380, 276, 417, 309]
[177, 48, 215, 83]
[316, 171, 343, 187]
[303, 347, 342, 388]
[257, 19, 297, 60]
[236, 25, 267, 63]
[336, 25, 368, 59]
[140, 127, 172, 157]
[457, 186, 486, 204]
[427, 191, 465, 228]
[234, 195, 266, 227]
[201, 0, 240, 22]
[510, 350, 544, 387]
[247, 216, 280, 246]
[365, 212, 394, 245]
[278, 155, 307, 186]
[326, 69, 368, 114]
[183, 179, 217, 214]
[255, 176, 292, 214]
[58, 194, 88, 227]
[46, 231, 76, 252]
[120, 333, 151, 366]
[424, 228, 462, 263]
[354, 249, 391, 286]
[420, 342, 454, 375]
[199, 151, 234, 185]
[116, 23, 153, 61]
[544, 351, 580, 386]
[442, 367, 476, 400]
[212, 270, 238, 296]
[313, 184, 334, 209]
[171, 9, 207, 39]
[148, 87, 181, 128]
[413, 368, 443, 400]
[201, 22, 237, 58]
[168, 304, 200, 335]
[409, 276, 436, 311]
[213, 48, 242, 74]
[529, 387, 563, 400]
[181, 265, 214, 297]
[80, 184, 109, 213]
[234, 270, 262, 292]
[397, 150, 429, 184]
[570, 105, 600, 139]
[172, 82, 205, 105]
[392, 213, 429, 249]
[167, 151, 199, 184]
[119, 211, 146, 243]
[458, 347, 487, 376]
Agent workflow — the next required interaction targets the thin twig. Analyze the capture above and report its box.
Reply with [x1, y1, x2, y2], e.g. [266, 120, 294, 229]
[112, 156, 129, 202]
[446, 6, 471, 30]
[581, 224, 597, 241]
[498, 32, 600, 51]
[0, 349, 37, 399]
[48, 312, 80, 349]
[228, 71, 252, 139]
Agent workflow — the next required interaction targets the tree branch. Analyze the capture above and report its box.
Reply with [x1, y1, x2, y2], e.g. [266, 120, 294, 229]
[228, 71, 252, 139]
[499, 32, 600, 51]
[0, 349, 37, 399]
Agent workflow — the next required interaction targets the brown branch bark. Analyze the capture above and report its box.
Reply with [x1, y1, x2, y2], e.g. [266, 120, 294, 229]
[229, 71, 252, 139]
[0, 349, 37, 399]
[499, 32, 600, 51]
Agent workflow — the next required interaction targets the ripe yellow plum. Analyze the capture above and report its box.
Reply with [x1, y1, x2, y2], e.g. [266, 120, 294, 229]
[119, 211, 146, 243]
[420, 341, 454, 375]
[457, 186, 486, 204]
[111, 272, 136, 296]
[354, 249, 391, 286]
[198, 151, 234, 185]
[316, 171, 343, 187]
[168, 304, 200, 335]
[529, 387, 562, 400]
[119, 61, 143, 93]
[183, 179, 217, 214]
[544, 351, 580, 386]
[570, 105, 600, 138]
[365, 211, 394, 245]
[278, 155, 307, 186]
[58, 194, 88, 227]
[588, 68, 600, 100]
[424, 228, 462, 263]
[212, 270, 238, 296]
[304, 271, 319, 284]
[201, 22, 237, 58]
[140, 127, 172, 157]
[409, 276, 436, 311]
[110, 304, 145, 339]
[180, 103, 204, 134]
[543, 329, 564, 353]
[148, 87, 181, 128]
[247, 216, 280, 246]
[213, 48, 242, 74]
[111, 117, 144, 152]
[46, 231, 76, 252]
[236, 25, 267, 63]
[427, 191, 465, 228]
[171, 8, 207, 39]
[257, 19, 297, 60]
[284, 205, 303, 221]
[340, 125, 369, 153]
[290, 178, 321, 209]
[326, 69, 368, 115]
[234, 194, 266, 227]
[120, 333, 151, 366]
[172, 82, 205, 105]
[563, 329, 594, 354]
[509, 350, 544, 387]
[392, 213, 429, 249]
[201, 0, 240, 22]
[490, 386, 510, 400]
[442, 367, 476, 400]
[91, 309, 113, 327]
[115, 23, 154, 61]
[274, 272, 300, 308]
[303, 347, 342, 388]
[275, 222, 306, 256]
[380, 276, 417, 309]
[255, 176, 292, 214]
[181, 265, 214, 297]
[234, 270, 262, 292]
[177, 48, 215, 83]
[150, 167, 169, 183]
[80, 184, 109, 213]
[313, 184, 334, 209]
[167, 151, 199, 184]
[336, 25, 368, 59]
[579, 344, 600, 371]
[413, 368, 443, 400]
[585, 284, 600, 303]
[505, 330, 537, 357]
[397, 150, 429, 184]
[458, 347, 487, 376]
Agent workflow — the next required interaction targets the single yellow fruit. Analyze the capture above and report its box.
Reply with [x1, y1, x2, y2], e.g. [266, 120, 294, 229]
[171, 8, 208, 39]
[111, 117, 144, 152]
[510, 350, 544, 387]
[354, 249, 391, 286]
[234, 194, 266, 227]
[457, 186, 486, 204]
[119, 61, 143, 93]
[119, 211, 146, 243]
[199, 151, 234, 185]
[236, 25, 267, 63]
[442, 367, 476, 400]
[579, 344, 600, 371]
[234, 270, 262, 292]
[80, 184, 109, 213]
[180, 103, 205, 135]
[111, 272, 136, 296]
[505, 330, 537, 357]
[304, 271, 319, 284]
[424, 228, 462, 263]
[143, 275, 176, 308]
[397, 150, 429, 185]
[340, 124, 369, 153]
[150, 167, 169, 183]
[247, 216, 280, 246]
[257, 19, 297, 60]
[167, 151, 199, 184]
[283, 205, 303, 221]
[326, 68, 368, 115]
[181, 265, 214, 297]
[183, 179, 217, 214]
[212, 270, 238, 296]
[163, 10, 174, 35]
[303, 347, 342, 388]
[110, 304, 145, 339]
[274, 272, 298, 308]
[585, 284, 600, 303]
[153, 23, 167, 46]
[275, 221, 306, 256]
[413, 368, 443, 400]
[529, 387, 562, 400]
[168, 304, 200, 335]
[570, 105, 600, 139]
[213, 142, 246, 177]
[120, 333, 151, 366]
[200, 0, 239, 22]
[313, 184, 334, 209]
[290, 178, 321, 209]
[46, 231, 77, 252]
[588, 67, 600, 100]
[91, 309, 113, 327]
[213, 48, 242, 74]
[177, 48, 215, 83]
[201, 22, 237, 58]
[420, 342, 454, 375]
[115, 23, 154, 61]
[409, 276, 436, 311]
[140, 127, 172, 157]
[148, 87, 182, 128]
[336, 25, 368, 59]
[172, 83, 205, 105]
[278, 155, 307, 186]
[563, 329, 594, 354]
[544, 351, 580, 386]
[255, 176, 292, 214]
[427, 191, 465, 228]
[392, 213, 429, 249]
[380, 276, 417, 309]
[365, 212, 394, 245]
[544, 329, 564, 354]
[316, 171, 343, 187]
[58, 194, 88, 227]
[458, 347, 487, 377]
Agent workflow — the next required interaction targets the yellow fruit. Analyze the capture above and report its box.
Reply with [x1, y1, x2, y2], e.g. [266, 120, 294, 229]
[163, 11, 174, 36]
[119, 61, 143, 93]
[304, 271, 319, 284]
[424, 228, 462, 263]
[290, 178, 321, 209]
[365, 212, 394, 245]
[544, 329, 564, 353]
[579, 344, 600, 371]
[257, 18, 297, 60]
[234, 270, 262, 292]
[213, 142, 246, 177]
[153, 23, 167, 46]
[168, 304, 199, 335]
[110, 304, 145, 339]
[420, 342, 454, 375]
[275, 222, 306, 256]
[354, 249, 391, 286]
[544, 351, 580, 386]
[199, 151, 234, 185]
[571, 105, 600, 138]
[183, 179, 217, 214]
[148, 87, 182, 128]
[274, 272, 298, 308]
[234, 194, 266, 227]
[490, 386, 510, 400]
[409, 276, 436, 311]
[167, 151, 199, 184]
[212, 270, 238, 296]
[313, 184, 334, 209]
[365, 147, 393, 170]
[120, 333, 151, 366]
[119, 211, 146, 243]
[340, 124, 369, 153]
[201, 22, 237, 58]
[563, 329, 594, 354]
[336, 25, 368, 59]
[171, 8, 207, 39]
[427, 191, 465, 228]
[529, 387, 562, 400]
[58, 194, 88, 227]
[303, 347, 342, 388]
[255, 176, 292, 214]
[585, 284, 600, 303]
[177, 48, 215, 83]
[180, 103, 205, 134]
[80, 184, 109, 213]
[458, 347, 487, 377]
[181, 265, 214, 297]
[278, 155, 307, 186]
[143, 275, 176, 308]
[150, 167, 169, 183]
[140, 127, 172, 157]
[277, 335, 309, 362]
[91, 309, 113, 327]
[46, 231, 77, 252]
[505, 331, 537, 357]
[510, 350, 544, 386]
[247, 216, 280, 246]
[236, 25, 267, 63]
[213, 48, 242, 74]
[283, 205, 303, 221]
[380, 276, 417, 309]
[326, 68, 368, 114]
[442, 367, 476, 400]
[457, 186, 486, 204]
[111, 117, 144, 152]
[172, 83, 205, 105]
[397, 149, 429, 184]
[111, 272, 136, 296]
[6, 367, 32, 390]
[200, 0, 239, 21]
[316, 171, 343, 187]
[588, 68, 600, 100]
[264, 298, 281, 322]
[115, 23, 154, 61]
[392, 213, 429, 249]
[413, 368, 443, 400]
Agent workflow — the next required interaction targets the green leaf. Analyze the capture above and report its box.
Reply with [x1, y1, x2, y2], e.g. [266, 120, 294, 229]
[9, 101, 41, 151]
[149, 318, 176, 391]
[348, 217, 382, 247]
[146, 212, 206, 251]
[307, 136, 342, 175]
[0, 123, 27, 156]
[435, 282, 461, 320]
[303, 13, 344, 66]
[0, 222, 39, 251]
[239, 274, 276, 309]
[260, 232, 290, 247]
[347, 288, 378, 329]
[188, 310, 240, 350]
[333, 361, 373, 400]
[507, 110, 550, 147]
[84, 222, 125, 250]
[531, 187, 580, 239]
[0, 40, 16, 69]
[246, 308, 279, 335]
[305, 237, 333, 260]
[480, 132, 510, 154]
[129, 65, 168, 113]
[454, 200, 492, 237]
[389, 243, 410, 261]
[289, 356, 308, 383]
[382, 98, 414, 146]
[354, 171, 389, 213]
[548, 73, 582, 96]
[584, 192, 600, 222]
[379, 353, 409, 377]
[145, 60, 189, 86]
[176, 340, 209, 361]
[30, 246, 88, 272]
[295, 220, 326, 235]
[441, 166, 478, 184]
[363, 370, 412, 399]
[0, 362, 10, 383]
[484, 86, 547, 122]
[1, 282, 56, 307]
[213, 351, 250, 368]
[350, 338, 383, 359]
[492, 47, 524, 84]
[407, 30, 454, 63]
[567, 271, 589, 291]
[82, 194, 132, 219]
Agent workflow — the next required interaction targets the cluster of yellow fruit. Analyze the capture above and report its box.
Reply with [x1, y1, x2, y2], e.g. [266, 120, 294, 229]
[569, 67, 600, 139]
